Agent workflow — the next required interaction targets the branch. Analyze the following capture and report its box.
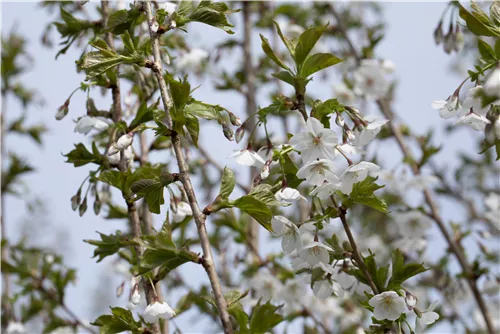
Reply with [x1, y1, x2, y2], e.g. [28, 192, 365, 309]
[329, 4, 494, 333]
[142, 3, 233, 333]
[101, 2, 160, 333]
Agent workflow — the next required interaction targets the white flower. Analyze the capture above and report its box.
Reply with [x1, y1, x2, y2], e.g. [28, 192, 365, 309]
[415, 301, 440, 333]
[354, 117, 389, 146]
[271, 216, 302, 254]
[109, 133, 134, 156]
[381, 59, 396, 73]
[340, 161, 380, 195]
[296, 159, 339, 186]
[454, 112, 491, 131]
[334, 83, 356, 105]
[74, 116, 110, 135]
[461, 86, 490, 116]
[260, 164, 270, 179]
[313, 279, 344, 299]
[369, 291, 406, 321]
[231, 148, 265, 167]
[353, 60, 390, 99]
[298, 242, 332, 266]
[484, 66, 500, 98]
[431, 95, 461, 119]
[393, 237, 427, 254]
[405, 292, 417, 311]
[172, 202, 192, 222]
[275, 187, 306, 204]
[310, 180, 342, 200]
[177, 48, 209, 71]
[6, 322, 26, 334]
[143, 301, 176, 323]
[131, 288, 141, 305]
[485, 193, 500, 229]
[392, 211, 432, 238]
[163, 1, 177, 16]
[108, 145, 134, 165]
[250, 273, 281, 302]
[289, 117, 338, 163]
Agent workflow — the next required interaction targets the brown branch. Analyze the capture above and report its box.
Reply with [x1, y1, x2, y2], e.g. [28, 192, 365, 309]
[329, 4, 494, 333]
[143, 2, 233, 333]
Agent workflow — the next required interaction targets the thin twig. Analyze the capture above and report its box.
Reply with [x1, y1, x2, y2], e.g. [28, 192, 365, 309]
[101, 2, 161, 333]
[329, 4, 494, 333]
[143, 3, 233, 333]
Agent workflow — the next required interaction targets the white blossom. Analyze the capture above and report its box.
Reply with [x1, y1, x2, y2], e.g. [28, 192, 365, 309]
[6, 322, 26, 334]
[298, 242, 332, 266]
[131, 288, 141, 305]
[250, 273, 281, 302]
[296, 159, 339, 186]
[172, 202, 193, 222]
[177, 48, 209, 72]
[312, 279, 344, 299]
[461, 86, 490, 116]
[143, 301, 176, 323]
[275, 187, 306, 204]
[74, 116, 110, 135]
[310, 180, 342, 199]
[289, 117, 338, 163]
[484, 66, 500, 98]
[340, 161, 380, 195]
[108, 133, 134, 156]
[353, 60, 390, 99]
[431, 95, 461, 119]
[454, 112, 491, 131]
[271, 216, 302, 254]
[405, 292, 417, 311]
[260, 164, 270, 179]
[108, 146, 134, 165]
[354, 117, 389, 146]
[415, 301, 440, 333]
[334, 83, 356, 105]
[231, 148, 265, 167]
[369, 291, 406, 321]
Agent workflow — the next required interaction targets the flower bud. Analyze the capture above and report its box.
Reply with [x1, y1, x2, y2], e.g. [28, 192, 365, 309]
[93, 198, 102, 215]
[260, 164, 270, 180]
[222, 123, 234, 141]
[453, 25, 464, 52]
[109, 133, 134, 156]
[405, 291, 417, 311]
[55, 99, 70, 120]
[150, 19, 159, 33]
[235, 126, 245, 143]
[443, 27, 454, 54]
[433, 22, 443, 45]
[71, 189, 81, 211]
[116, 281, 125, 297]
[335, 113, 345, 127]
[79, 197, 88, 217]
[228, 112, 242, 126]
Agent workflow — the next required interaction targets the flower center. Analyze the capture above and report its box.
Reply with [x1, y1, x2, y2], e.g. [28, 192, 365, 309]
[312, 136, 321, 146]
[309, 246, 321, 255]
[366, 77, 375, 87]
[384, 296, 393, 305]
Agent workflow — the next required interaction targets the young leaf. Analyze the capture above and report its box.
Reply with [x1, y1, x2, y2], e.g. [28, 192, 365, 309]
[300, 53, 343, 78]
[63, 143, 102, 167]
[260, 34, 291, 72]
[249, 301, 283, 334]
[273, 20, 296, 57]
[219, 166, 236, 198]
[91, 307, 141, 334]
[295, 25, 326, 67]
[233, 195, 273, 232]
[272, 71, 294, 87]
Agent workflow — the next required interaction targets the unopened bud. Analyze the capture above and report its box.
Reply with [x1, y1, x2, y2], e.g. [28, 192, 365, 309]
[108, 133, 134, 156]
[150, 19, 159, 33]
[71, 189, 81, 211]
[228, 112, 242, 126]
[443, 27, 454, 54]
[260, 164, 270, 180]
[405, 291, 417, 311]
[79, 197, 88, 217]
[55, 99, 70, 120]
[93, 198, 102, 215]
[131, 283, 141, 305]
[235, 126, 245, 143]
[222, 123, 234, 141]
[116, 281, 125, 297]
[335, 113, 345, 127]
[414, 307, 423, 318]
[346, 129, 355, 141]
[453, 25, 464, 52]
[433, 22, 443, 45]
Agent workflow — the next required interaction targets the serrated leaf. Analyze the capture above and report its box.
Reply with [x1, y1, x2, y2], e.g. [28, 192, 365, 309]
[249, 301, 283, 334]
[139, 248, 198, 275]
[91, 307, 141, 334]
[273, 20, 296, 57]
[219, 166, 235, 198]
[185, 115, 200, 147]
[98, 170, 125, 192]
[64, 143, 101, 167]
[84, 231, 133, 262]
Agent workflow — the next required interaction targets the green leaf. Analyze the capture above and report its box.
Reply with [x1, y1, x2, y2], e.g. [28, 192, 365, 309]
[64, 143, 102, 167]
[273, 20, 296, 57]
[121, 31, 136, 54]
[129, 101, 156, 130]
[139, 248, 198, 275]
[98, 170, 126, 192]
[229, 304, 249, 334]
[249, 301, 283, 334]
[300, 53, 343, 78]
[184, 100, 224, 121]
[79, 51, 123, 80]
[157, 218, 176, 249]
[219, 166, 236, 199]
[249, 184, 283, 207]
[477, 38, 498, 62]
[260, 34, 291, 71]
[295, 25, 326, 67]
[272, 71, 294, 87]
[84, 231, 133, 262]
[388, 249, 428, 288]
[341, 176, 389, 213]
[494, 39, 500, 58]
[106, 9, 129, 32]
[91, 307, 141, 334]
[185, 115, 200, 147]
[233, 195, 273, 232]
[185, 1, 238, 34]
[458, 2, 500, 37]
[144, 184, 165, 214]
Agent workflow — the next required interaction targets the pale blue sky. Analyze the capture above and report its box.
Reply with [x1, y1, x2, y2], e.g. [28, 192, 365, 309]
[1, 1, 493, 333]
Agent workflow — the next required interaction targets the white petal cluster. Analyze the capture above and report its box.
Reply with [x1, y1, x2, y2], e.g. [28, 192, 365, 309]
[6, 322, 26, 334]
[143, 301, 176, 323]
[353, 59, 391, 99]
[74, 116, 111, 135]
[290, 117, 338, 163]
[172, 202, 193, 222]
[231, 148, 265, 167]
[369, 291, 406, 321]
